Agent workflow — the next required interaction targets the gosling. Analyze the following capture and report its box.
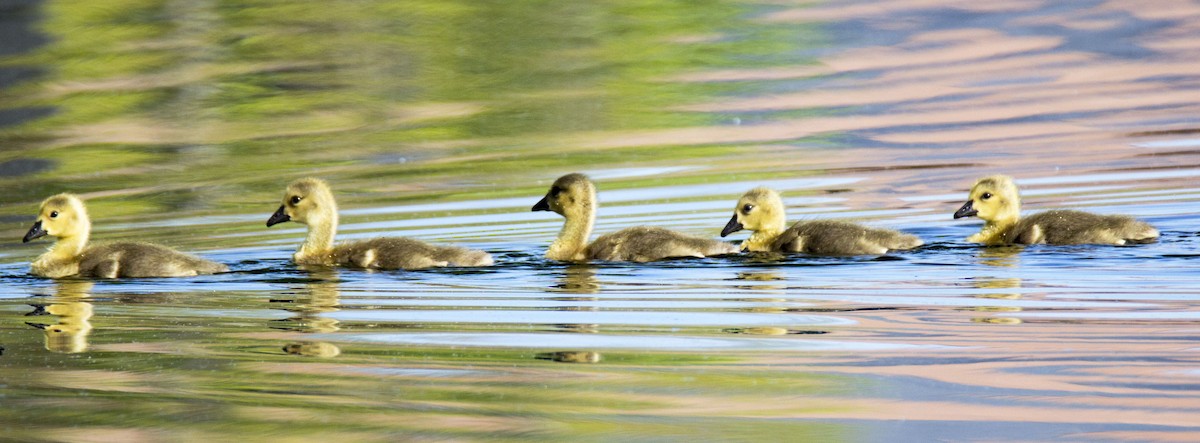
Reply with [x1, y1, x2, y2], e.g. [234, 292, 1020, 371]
[721, 187, 922, 255]
[531, 173, 736, 262]
[266, 178, 493, 269]
[953, 175, 1158, 245]
[22, 194, 228, 278]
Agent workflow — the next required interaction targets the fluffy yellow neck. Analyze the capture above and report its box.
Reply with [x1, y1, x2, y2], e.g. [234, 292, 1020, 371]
[33, 233, 88, 278]
[548, 208, 594, 261]
[969, 216, 1018, 245]
[742, 228, 782, 252]
[741, 212, 787, 252]
[296, 215, 337, 265]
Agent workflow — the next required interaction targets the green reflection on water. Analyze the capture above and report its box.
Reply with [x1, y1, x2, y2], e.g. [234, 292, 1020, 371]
[0, 0, 848, 438]
[0, 281, 853, 440]
[1, 0, 819, 229]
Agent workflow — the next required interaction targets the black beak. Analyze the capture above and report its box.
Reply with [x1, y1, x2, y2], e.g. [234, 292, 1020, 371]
[953, 200, 978, 219]
[267, 205, 291, 227]
[720, 214, 744, 237]
[22, 220, 47, 243]
[531, 195, 550, 212]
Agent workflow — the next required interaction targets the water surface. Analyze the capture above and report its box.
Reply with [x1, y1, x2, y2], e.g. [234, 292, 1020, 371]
[2, 0, 1199, 441]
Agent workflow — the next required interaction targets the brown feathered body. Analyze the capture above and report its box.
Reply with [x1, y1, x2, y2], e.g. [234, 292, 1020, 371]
[982, 210, 1158, 245]
[305, 237, 494, 268]
[770, 220, 924, 255]
[74, 242, 229, 278]
[586, 226, 737, 262]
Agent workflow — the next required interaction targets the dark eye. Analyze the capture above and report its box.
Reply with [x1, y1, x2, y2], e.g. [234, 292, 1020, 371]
[741, 204, 754, 214]
[981, 192, 992, 200]
[50, 211, 59, 218]
[549, 187, 561, 197]
[290, 196, 302, 205]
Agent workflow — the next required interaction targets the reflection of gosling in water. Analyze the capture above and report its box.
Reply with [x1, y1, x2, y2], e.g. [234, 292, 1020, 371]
[27, 281, 95, 353]
[556, 265, 600, 294]
[535, 351, 601, 363]
[973, 317, 1023, 325]
[954, 175, 1159, 245]
[974, 277, 1022, 300]
[532, 173, 736, 262]
[267, 178, 493, 269]
[23, 194, 228, 278]
[284, 271, 342, 333]
[37, 302, 94, 354]
[283, 342, 341, 358]
[721, 187, 922, 255]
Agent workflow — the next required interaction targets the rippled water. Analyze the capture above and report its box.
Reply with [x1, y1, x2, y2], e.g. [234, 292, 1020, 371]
[2, 0, 1200, 441]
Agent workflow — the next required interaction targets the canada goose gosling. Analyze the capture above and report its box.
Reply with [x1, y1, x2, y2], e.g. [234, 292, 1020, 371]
[23, 194, 228, 278]
[267, 178, 493, 269]
[532, 173, 736, 262]
[953, 175, 1159, 245]
[721, 187, 923, 255]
